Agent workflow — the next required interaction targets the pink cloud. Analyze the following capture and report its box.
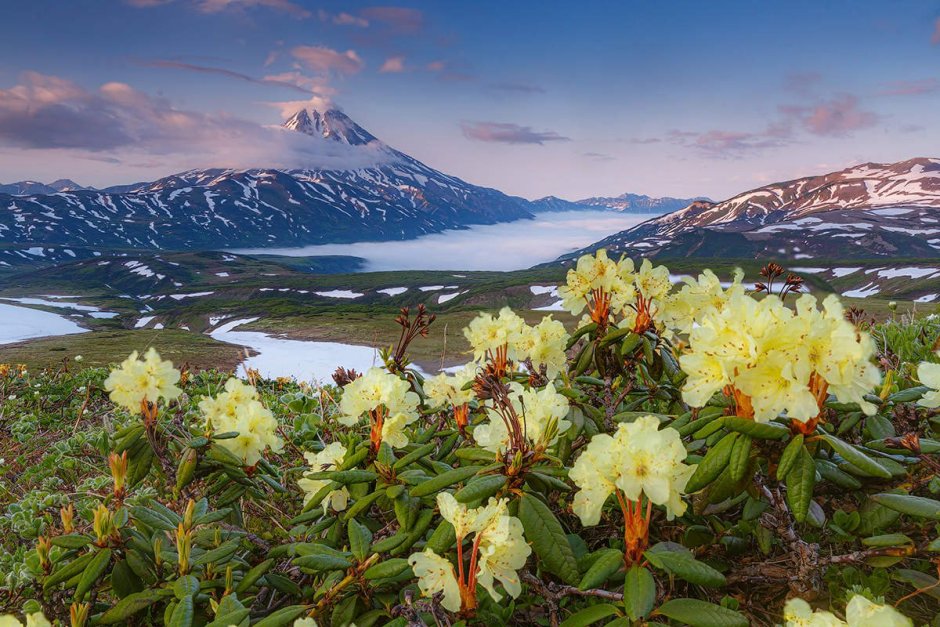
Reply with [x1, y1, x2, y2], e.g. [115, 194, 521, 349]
[426, 60, 446, 72]
[379, 56, 406, 73]
[291, 46, 364, 75]
[933, 18, 940, 45]
[359, 6, 423, 33]
[878, 78, 940, 96]
[461, 121, 570, 145]
[125, 0, 310, 17]
[782, 94, 879, 137]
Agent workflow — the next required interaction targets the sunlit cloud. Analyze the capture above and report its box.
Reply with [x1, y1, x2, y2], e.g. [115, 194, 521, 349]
[291, 46, 364, 75]
[878, 78, 940, 96]
[781, 94, 879, 137]
[125, 0, 310, 17]
[461, 121, 570, 145]
[932, 18, 940, 45]
[379, 56, 406, 73]
[141, 59, 315, 94]
[359, 6, 424, 34]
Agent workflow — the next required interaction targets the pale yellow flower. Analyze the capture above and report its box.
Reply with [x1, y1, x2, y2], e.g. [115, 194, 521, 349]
[475, 514, 531, 602]
[298, 442, 349, 513]
[339, 368, 420, 428]
[571, 416, 691, 524]
[436, 492, 505, 538]
[381, 411, 419, 449]
[199, 378, 282, 466]
[0, 613, 52, 627]
[293, 619, 318, 627]
[463, 308, 527, 362]
[516, 316, 569, 378]
[844, 595, 911, 627]
[917, 360, 940, 408]
[783, 598, 846, 627]
[104, 348, 182, 412]
[474, 383, 570, 453]
[423, 364, 476, 409]
[408, 549, 462, 613]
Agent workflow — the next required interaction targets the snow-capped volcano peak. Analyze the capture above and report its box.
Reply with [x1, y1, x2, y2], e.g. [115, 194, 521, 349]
[283, 108, 379, 146]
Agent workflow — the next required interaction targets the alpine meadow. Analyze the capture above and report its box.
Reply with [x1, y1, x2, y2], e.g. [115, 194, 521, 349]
[2, 2, 940, 626]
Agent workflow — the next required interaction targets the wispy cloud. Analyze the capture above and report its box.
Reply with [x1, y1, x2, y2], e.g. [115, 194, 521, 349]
[933, 18, 940, 45]
[629, 137, 662, 145]
[379, 56, 406, 73]
[359, 6, 424, 34]
[291, 46, 364, 75]
[780, 94, 879, 137]
[317, 9, 369, 27]
[461, 121, 570, 145]
[583, 152, 615, 161]
[0, 72, 254, 151]
[878, 78, 939, 96]
[125, 0, 310, 17]
[141, 59, 314, 94]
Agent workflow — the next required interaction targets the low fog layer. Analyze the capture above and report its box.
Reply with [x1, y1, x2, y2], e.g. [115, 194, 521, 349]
[232, 211, 655, 271]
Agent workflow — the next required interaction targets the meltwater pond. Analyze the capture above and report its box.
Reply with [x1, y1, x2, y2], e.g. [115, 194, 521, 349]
[210, 318, 383, 382]
[0, 302, 88, 345]
[230, 211, 656, 272]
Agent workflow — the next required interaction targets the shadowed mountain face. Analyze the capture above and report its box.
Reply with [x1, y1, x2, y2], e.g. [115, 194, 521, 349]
[565, 158, 940, 261]
[0, 108, 533, 255]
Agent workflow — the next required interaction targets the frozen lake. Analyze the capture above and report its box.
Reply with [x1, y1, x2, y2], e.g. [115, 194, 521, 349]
[0, 302, 88, 345]
[231, 211, 657, 271]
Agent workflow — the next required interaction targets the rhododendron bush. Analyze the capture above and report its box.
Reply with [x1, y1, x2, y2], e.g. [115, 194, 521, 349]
[1, 254, 940, 626]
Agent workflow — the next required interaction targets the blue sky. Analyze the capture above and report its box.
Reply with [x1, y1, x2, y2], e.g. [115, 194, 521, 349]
[0, 0, 938, 200]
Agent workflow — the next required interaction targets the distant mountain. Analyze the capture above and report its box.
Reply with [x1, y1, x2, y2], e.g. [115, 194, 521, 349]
[0, 178, 89, 194]
[529, 196, 594, 212]
[565, 158, 940, 261]
[0, 108, 533, 253]
[574, 192, 708, 214]
[566, 158, 940, 259]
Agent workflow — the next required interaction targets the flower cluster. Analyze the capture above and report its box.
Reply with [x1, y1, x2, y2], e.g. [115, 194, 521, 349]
[783, 595, 912, 627]
[680, 292, 881, 423]
[103, 348, 182, 414]
[199, 378, 283, 467]
[557, 250, 672, 332]
[474, 382, 571, 454]
[408, 493, 530, 612]
[423, 364, 477, 410]
[463, 308, 569, 377]
[297, 442, 349, 513]
[571, 415, 692, 525]
[661, 268, 745, 336]
[340, 367, 421, 449]
[0, 612, 51, 627]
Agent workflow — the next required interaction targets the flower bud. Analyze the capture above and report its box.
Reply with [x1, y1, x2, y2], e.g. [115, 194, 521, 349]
[92, 504, 114, 546]
[109, 451, 128, 500]
[60, 503, 75, 534]
[36, 535, 52, 573]
[175, 523, 192, 576]
[70, 602, 90, 627]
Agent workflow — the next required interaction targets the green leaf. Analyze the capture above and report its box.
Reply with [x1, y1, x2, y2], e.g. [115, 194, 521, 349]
[870, 493, 940, 520]
[895, 569, 940, 601]
[578, 548, 622, 590]
[518, 493, 580, 585]
[686, 432, 738, 493]
[301, 469, 378, 485]
[363, 558, 412, 580]
[50, 534, 93, 549]
[43, 550, 95, 590]
[97, 589, 165, 623]
[815, 459, 862, 490]
[623, 565, 656, 621]
[347, 519, 373, 562]
[173, 575, 200, 600]
[235, 559, 274, 594]
[73, 547, 111, 601]
[454, 474, 507, 503]
[820, 434, 891, 479]
[167, 596, 194, 627]
[293, 553, 353, 572]
[776, 434, 803, 480]
[410, 465, 483, 497]
[729, 434, 752, 482]
[393, 443, 436, 470]
[559, 603, 621, 627]
[785, 447, 816, 523]
[861, 533, 913, 547]
[193, 539, 240, 567]
[252, 605, 314, 627]
[370, 533, 410, 554]
[644, 548, 726, 587]
[723, 417, 788, 439]
[655, 599, 748, 627]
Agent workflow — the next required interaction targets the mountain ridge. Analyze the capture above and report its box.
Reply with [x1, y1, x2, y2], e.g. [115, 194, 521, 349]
[564, 157, 940, 261]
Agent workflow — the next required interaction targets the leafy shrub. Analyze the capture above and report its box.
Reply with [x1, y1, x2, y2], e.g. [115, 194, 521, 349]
[0, 256, 939, 626]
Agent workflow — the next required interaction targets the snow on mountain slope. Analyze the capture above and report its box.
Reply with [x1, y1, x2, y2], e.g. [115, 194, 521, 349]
[566, 158, 940, 261]
[0, 108, 532, 253]
[574, 192, 707, 214]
